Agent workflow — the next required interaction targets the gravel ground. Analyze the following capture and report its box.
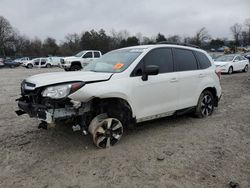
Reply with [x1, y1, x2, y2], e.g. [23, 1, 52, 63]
[0, 67, 249, 188]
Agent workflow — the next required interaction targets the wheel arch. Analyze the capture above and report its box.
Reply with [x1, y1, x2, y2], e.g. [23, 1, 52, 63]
[90, 97, 135, 128]
[71, 61, 82, 68]
[200, 87, 219, 107]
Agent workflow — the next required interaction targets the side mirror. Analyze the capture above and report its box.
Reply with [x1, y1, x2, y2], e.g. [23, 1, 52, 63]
[142, 65, 159, 81]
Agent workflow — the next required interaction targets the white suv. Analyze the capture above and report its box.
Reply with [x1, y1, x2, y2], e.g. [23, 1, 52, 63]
[60, 50, 102, 71]
[22, 58, 54, 68]
[16, 44, 222, 148]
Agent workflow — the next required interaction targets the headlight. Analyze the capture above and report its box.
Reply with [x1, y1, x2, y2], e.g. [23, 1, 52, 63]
[42, 82, 84, 99]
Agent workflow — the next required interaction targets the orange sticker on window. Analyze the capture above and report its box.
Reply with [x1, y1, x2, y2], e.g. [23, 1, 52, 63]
[113, 63, 124, 70]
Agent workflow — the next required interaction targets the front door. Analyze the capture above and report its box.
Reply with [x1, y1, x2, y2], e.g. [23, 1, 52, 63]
[130, 48, 180, 120]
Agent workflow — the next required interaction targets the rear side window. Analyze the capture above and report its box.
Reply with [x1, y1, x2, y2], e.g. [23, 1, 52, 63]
[173, 48, 198, 71]
[239, 56, 245, 60]
[195, 51, 211, 69]
[34, 59, 39, 63]
[144, 48, 174, 73]
[94, 52, 100, 58]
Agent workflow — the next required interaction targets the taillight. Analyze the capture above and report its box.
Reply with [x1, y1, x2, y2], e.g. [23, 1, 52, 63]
[215, 69, 221, 79]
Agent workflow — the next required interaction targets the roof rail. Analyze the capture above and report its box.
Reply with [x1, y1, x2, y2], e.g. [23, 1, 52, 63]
[156, 41, 200, 49]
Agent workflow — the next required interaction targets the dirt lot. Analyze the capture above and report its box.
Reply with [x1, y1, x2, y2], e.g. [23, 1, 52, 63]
[0, 67, 249, 188]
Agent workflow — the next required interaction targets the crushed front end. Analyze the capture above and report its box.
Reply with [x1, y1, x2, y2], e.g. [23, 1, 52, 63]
[16, 80, 88, 124]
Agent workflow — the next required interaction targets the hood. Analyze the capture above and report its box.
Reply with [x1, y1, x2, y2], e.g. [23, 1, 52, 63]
[214, 61, 231, 66]
[25, 71, 113, 88]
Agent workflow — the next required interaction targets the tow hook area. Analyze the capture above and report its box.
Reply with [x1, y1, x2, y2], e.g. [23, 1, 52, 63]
[72, 124, 88, 135]
[38, 121, 48, 130]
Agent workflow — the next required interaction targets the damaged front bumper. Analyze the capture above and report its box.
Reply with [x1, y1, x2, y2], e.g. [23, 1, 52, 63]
[16, 97, 86, 124]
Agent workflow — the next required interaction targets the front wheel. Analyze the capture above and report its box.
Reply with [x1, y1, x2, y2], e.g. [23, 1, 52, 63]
[70, 65, 81, 71]
[243, 65, 248, 72]
[27, 64, 33, 69]
[195, 90, 215, 118]
[228, 66, 233, 74]
[88, 114, 123, 148]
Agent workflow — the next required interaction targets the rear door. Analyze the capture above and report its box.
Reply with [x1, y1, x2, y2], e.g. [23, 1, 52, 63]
[93, 51, 101, 60]
[233, 56, 241, 71]
[173, 48, 202, 109]
[239, 56, 248, 70]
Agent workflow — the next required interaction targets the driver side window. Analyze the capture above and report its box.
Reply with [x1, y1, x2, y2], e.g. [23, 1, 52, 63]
[131, 48, 174, 76]
[83, 52, 93, 58]
[234, 56, 240, 61]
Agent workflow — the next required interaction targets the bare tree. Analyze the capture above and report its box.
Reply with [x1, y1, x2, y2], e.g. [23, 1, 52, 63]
[244, 18, 250, 45]
[0, 16, 16, 56]
[156, 33, 167, 43]
[167, 35, 181, 43]
[110, 29, 130, 48]
[230, 23, 242, 45]
[193, 27, 210, 46]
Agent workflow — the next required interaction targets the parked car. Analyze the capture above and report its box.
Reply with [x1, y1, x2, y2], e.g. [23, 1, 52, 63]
[0, 58, 5, 68]
[4, 59, 21, 68]
[14, 57, 30, 65]
[214, 54, 249, 74]
[60, 50, 102, 71]
[22, 58, 53, 68]
[243, 52, 250, 62]
[16, 44, 222, 148]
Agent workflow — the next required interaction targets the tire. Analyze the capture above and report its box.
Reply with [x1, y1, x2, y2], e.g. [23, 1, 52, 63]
[88, 114, 123, 148]
[243, 65, 248, 72]
[70, 65, 81, 71]
[228, 66, 233, 74]
[46, 63, 52, 68]
[27, 64, 33, 69]
[195, 90, 215, 118]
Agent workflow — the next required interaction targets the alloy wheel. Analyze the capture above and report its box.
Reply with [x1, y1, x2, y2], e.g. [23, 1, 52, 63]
[89, 118, 123, 148]
[201, 95, 213, 116]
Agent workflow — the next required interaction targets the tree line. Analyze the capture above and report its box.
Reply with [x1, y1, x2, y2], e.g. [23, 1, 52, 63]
[0, 15, 250, 58]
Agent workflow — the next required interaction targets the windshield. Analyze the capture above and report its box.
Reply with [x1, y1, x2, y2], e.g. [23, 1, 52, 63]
[75, 51, 87, 57]
[215, 55, 235, 62]
[84, 49, 143, 73]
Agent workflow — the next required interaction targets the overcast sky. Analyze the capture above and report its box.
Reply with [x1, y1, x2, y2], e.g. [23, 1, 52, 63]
[0, 0, 249, 42]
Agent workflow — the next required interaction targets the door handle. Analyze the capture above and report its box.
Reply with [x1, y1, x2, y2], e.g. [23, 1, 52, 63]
[170, 78, 178, 83]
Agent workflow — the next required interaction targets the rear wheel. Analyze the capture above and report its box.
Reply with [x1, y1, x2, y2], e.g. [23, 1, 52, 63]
[243, 65, 248, 72]
[89, 114, 123, 148]
[70, 65, 81, 71]
[195, 90, 215, 118]
[46, 63, 52, 68]
[228, 66, 233, 74]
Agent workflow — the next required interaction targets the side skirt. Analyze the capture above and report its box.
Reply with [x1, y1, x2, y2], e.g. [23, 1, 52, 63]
[136, 107, 196, 123]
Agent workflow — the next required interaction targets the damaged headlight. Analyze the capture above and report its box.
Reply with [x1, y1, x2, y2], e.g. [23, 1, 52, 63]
[42, 82, 84, 99]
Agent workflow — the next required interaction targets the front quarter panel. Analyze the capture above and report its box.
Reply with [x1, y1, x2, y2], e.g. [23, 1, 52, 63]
[68, 78, 136, 115]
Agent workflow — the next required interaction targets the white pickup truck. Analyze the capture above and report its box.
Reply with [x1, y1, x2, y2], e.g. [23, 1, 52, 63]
[60, 50, 102, 71]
